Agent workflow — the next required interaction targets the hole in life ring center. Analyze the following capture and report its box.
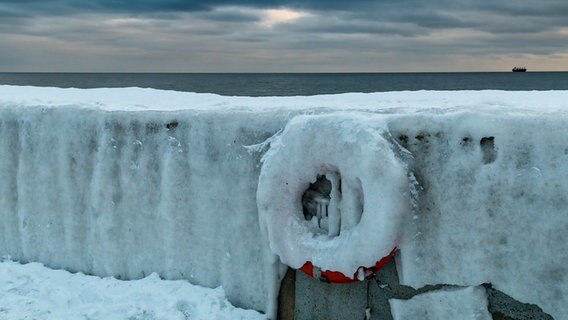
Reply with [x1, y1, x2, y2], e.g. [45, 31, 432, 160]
[302, 172, 345, 236]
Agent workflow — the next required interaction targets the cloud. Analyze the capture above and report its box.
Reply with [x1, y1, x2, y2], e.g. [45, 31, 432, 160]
[0, 0, 567, 71]
[197, 8, 260, 22]
[259, 8, 307, 28]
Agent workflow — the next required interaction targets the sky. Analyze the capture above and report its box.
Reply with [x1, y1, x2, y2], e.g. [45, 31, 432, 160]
[0, 0, 567, 72]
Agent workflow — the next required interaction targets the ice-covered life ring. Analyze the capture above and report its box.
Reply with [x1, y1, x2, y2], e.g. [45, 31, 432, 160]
[257, 114, 410, 283]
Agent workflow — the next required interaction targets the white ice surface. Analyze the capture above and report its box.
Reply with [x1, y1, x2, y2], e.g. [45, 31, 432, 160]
[0, 259, 265, 320]
[389, 286, 491, 320]
[2, 86, 568, 319]
[2, 85, 568, 113]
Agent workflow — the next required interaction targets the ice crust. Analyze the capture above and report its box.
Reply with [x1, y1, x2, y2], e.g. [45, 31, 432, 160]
[1, 86, 568, 319]
[0, 93, 288, 315]
[0, 260, 265, 320]
[389, 286, 492, 320]
[391, 112, 568, 319]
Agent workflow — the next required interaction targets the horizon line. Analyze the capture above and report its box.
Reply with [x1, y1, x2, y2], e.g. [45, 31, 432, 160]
[1, 70, 567, 74]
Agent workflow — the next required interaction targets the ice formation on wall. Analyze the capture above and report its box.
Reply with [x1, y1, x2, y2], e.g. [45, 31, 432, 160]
[0, 87, 290, 316]
[257, 114, 409, 276]
[390, 112, 568, 319]
[389, 286, 491, 320]
[1, 86, 568, 319]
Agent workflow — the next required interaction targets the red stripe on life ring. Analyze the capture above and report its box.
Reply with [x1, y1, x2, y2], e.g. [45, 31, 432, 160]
[299, 247, 397, 283]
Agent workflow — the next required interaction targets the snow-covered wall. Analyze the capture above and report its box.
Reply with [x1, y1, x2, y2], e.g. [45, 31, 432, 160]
[391, 112, 568, 319]
[0, 90, 291, 314]
[1, 86, 568, 319]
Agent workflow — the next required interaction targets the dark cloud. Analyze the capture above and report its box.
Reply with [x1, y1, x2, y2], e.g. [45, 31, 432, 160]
[281, 19, 429, 37]
[388, 12, 475, 29]
[196, 9, 260, 22]
[0, 0, 381, 14]
[472, 1, 568, 17]
[2, 0, 568, 34]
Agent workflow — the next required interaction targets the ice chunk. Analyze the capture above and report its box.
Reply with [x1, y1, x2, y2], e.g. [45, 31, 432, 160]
[389, 286, 491, 320]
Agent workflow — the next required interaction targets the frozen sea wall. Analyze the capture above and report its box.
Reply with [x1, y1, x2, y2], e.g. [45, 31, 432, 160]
[1, 86, 568, 319]
[0, 87, 294, 315]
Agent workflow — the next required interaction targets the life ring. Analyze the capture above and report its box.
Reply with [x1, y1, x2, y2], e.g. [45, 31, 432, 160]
[257, 114, 410, 283]
[299, 247, 398, 283]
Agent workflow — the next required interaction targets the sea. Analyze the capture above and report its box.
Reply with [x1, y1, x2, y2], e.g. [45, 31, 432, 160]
[0, 72, 567, 96]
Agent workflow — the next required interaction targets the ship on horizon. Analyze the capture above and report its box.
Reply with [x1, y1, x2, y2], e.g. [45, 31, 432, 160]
[512, 67, 527, 72]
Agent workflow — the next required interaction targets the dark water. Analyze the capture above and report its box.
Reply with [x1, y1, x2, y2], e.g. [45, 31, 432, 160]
[1, 72, 567, 96]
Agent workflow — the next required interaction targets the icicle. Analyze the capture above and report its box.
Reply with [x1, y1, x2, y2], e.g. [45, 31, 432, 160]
[327, 171, 341, 237]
